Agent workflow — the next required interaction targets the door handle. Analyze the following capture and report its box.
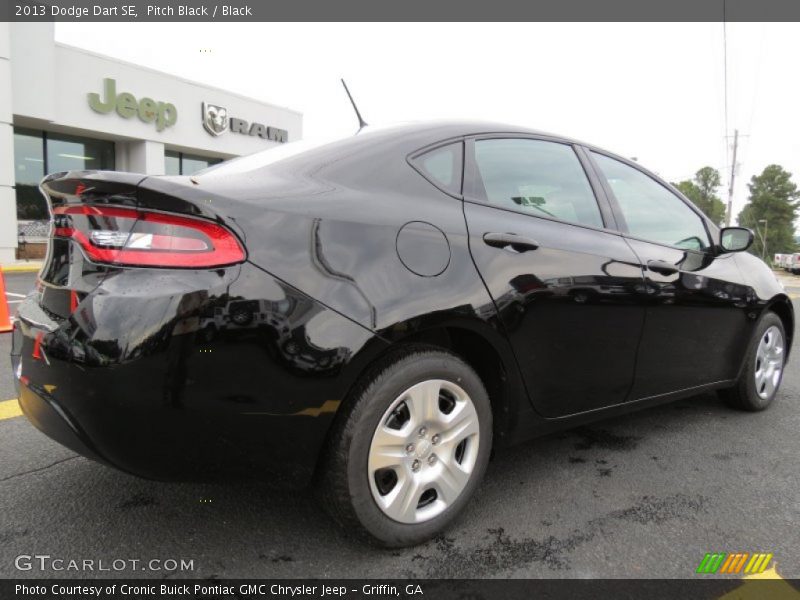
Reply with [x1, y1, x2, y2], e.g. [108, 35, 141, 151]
[647, 260, 679, 276]
[483, 232, 540, 253]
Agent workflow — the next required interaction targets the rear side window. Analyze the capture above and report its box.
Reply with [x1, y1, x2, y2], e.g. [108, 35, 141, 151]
[412, 142, 463, 195]
[591, 152, 710, 251]
[472, 139, 603, 228]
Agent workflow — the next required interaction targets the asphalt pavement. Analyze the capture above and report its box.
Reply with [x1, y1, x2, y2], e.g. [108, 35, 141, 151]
[1, 270, 798, 579]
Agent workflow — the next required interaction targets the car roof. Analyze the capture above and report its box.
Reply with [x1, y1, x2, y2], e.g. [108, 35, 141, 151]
[356, 119, 585, 146]
[200, 119, 593, 179]
[192, 118, 715, 231]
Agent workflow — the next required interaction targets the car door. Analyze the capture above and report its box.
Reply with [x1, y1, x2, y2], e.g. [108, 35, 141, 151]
[463, 136, 647, 418]
[587, 150, 755, 399]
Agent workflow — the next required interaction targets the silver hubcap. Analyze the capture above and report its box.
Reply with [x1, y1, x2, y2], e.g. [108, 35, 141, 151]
[367, 379, 480, 524]
[755, 326, 784, 400]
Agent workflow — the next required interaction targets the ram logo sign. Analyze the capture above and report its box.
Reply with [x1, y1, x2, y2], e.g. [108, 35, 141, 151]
[696, 552, 774, 575]
[201, 102, 287, 143]
[202, 102, 229, 136]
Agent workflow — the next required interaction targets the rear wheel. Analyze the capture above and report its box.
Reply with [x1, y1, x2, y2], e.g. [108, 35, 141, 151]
[318, 348, 492, 547]
[720, 312, 787, 411]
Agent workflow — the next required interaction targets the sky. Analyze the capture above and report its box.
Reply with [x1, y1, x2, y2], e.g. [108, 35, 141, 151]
[55, 22, 800, 222]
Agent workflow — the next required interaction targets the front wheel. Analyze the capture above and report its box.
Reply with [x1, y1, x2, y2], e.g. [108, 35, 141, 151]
[318, 348, 492, 547]
[720, 312, 787, 411]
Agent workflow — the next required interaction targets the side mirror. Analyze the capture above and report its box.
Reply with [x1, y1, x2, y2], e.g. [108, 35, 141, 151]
[719, 227, 754, 253]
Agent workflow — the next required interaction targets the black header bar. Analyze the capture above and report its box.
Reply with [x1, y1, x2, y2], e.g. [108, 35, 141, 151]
[5, 0, 800, 22]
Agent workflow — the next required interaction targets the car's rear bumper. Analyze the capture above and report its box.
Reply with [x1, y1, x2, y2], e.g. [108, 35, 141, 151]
[17, 378, 108, 464]
[10, 261, 380, 487]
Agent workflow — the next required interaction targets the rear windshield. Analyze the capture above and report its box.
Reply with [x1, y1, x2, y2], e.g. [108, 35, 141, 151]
[198, 124, 408, 177]
[197, 138, 337, 177]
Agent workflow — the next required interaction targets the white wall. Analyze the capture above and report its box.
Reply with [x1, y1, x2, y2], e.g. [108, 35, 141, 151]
[118, 140, 166, 175]
[10, 23, 56, 124]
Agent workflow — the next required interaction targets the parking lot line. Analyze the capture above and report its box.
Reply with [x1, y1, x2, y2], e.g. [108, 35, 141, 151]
[0, 399, 22, 420]
[718, 564, 800, 599]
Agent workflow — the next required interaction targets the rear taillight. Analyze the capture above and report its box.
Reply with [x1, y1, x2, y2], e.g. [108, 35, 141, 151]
[52, 205, 245, 268]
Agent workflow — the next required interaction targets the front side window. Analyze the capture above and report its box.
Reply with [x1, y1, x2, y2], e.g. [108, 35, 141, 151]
[473, 139, 603, 228]
[591, 152, 710, 251]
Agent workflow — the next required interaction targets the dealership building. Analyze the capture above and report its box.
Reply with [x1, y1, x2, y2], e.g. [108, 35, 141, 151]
[0, 22, 303, 263]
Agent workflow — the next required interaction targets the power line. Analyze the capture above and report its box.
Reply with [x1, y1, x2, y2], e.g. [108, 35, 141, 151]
[734, 24, 767, 209]
[722, 1, 741, 226]
[721, 20, 766, 225]
[723, 6, 729, 168]
[726, 129, 739, 226]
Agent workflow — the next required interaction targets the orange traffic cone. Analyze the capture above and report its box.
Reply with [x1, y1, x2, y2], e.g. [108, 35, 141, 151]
[0, 267, 13, 333]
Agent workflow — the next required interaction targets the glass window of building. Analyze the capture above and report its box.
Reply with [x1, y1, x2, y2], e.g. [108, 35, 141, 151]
[46, 132, 115, 174]
[13, 128, 115, 220]
[165, 150, 181, 176]
[165, 151, 222, 176]
[13, 128, 46, 219]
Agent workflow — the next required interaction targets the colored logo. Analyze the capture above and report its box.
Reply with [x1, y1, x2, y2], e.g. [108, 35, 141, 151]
[696, 552, 774, 574]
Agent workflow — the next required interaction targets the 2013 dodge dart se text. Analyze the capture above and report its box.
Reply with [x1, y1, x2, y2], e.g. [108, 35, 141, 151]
[10, 121, 793, 546]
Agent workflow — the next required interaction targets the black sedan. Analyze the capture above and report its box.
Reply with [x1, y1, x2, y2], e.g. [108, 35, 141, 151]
[10, 121, 792, 546]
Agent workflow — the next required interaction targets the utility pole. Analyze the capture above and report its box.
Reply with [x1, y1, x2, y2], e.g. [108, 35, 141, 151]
[725, 129, 739, 226]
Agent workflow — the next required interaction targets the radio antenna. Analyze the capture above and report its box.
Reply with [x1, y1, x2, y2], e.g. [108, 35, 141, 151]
[341, 79, 368, 132]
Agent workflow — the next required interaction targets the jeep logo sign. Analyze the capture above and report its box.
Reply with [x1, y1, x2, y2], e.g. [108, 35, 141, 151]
[202, 102, 287, 143]
[88, 78, 177, 132]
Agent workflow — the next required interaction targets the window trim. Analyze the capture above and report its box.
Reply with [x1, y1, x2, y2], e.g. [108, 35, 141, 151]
[585, 147, 715, 253]
[407, 137, 466, 199]
[462, 133, 617, 233]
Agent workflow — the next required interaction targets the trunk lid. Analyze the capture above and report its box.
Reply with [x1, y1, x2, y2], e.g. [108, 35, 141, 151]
[35, 170, 243, 321]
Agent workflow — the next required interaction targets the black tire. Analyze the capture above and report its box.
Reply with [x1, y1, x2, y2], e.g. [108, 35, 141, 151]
[317, 346, 492, 547]
[720, 312, 787, 411]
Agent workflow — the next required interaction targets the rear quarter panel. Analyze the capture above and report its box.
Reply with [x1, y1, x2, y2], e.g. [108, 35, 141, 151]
[137, 132, 531, 441]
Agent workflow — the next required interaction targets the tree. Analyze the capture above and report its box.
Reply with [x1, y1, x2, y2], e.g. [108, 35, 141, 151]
[737, 164, 799, 257]
[672, 167, 726, 226]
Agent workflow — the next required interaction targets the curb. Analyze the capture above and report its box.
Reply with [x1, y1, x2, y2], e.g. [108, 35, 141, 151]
[0, 399, 22, 420]
[1, 264, 42, 273]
